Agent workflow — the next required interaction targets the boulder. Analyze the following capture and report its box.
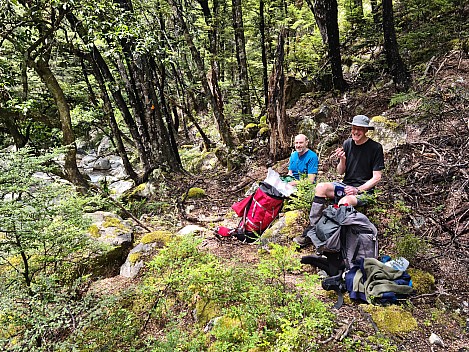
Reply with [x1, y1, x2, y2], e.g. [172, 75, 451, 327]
[260, 210, 307, 245]
[178, 225, 208, 235]
[120, 230, 174, 278]
[370, 115, 407, 152]
[85, 211, 135, 276]
[92, 157, 111, 170]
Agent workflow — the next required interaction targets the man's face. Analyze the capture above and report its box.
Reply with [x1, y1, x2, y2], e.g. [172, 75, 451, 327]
[351, 125, 368, 144]
[294, 136, 308, 154]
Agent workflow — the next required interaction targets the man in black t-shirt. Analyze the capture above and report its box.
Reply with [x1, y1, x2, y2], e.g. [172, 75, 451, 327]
[294, 115, 385, 248]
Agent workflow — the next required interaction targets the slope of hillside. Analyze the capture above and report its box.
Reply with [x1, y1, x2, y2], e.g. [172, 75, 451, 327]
[180, 49, 469, 351]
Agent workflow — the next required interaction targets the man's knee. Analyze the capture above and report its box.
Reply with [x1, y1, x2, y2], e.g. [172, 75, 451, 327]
[315, 182, 333, 197]
[338, 195, 358, 206]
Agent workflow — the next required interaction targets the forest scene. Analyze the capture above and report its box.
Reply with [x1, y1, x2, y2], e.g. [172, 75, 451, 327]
[0, 0, 468, 351]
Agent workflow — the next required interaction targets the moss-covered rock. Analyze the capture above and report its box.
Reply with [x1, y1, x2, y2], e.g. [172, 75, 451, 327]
[281, 210, 305, 236]
[128, 252, 142, 264]
[258, 126, 270, 137]
[194, 298, 222, 326]
[187, 187, 206, 199]
[84, 211, 134, 278]
[245, 123, 258, 130]
[208, 315, 245, 351]
[88, 224, 100, 238]
[244, 123, 259, 139]
[371, 115, 399, 129]
[364, 305, 418, 334]
[258, 210, 308, 247]
[103, 216, 127, 230]
[122, 183, 147, 201]
[140, 230, 173, 247]
[368, 115, 406, 152]
[408, 268, 435, 294]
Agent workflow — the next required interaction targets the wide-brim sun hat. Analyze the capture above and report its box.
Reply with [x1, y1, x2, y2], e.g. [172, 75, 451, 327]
[347, 114, 374, 130]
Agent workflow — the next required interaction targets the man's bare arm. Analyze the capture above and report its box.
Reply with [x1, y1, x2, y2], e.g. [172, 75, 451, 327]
[357, 170, 382, 192]
[335, 147, 346, 175]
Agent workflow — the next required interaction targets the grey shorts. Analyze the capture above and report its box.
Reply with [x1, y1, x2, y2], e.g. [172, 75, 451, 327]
[332, 182, 375, 207]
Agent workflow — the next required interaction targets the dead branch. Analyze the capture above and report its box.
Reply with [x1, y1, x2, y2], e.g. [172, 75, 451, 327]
[318, 318, 356, 344]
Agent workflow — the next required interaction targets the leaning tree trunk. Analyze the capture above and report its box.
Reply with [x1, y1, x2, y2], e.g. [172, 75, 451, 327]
[29, 58, 88, 190]
[148, 57, 182, 166]
[114, 0, 182, 173]
[382, 0, 410, 91]
[86, 53, 140, 182]
[90, 45, 151, 170]
[232, 0, 252, 120]
[66, 10, 152, 171]
[267, 29, 289, 161]
[169, 0, 234, 148]
[305, 0, 328, 45]
[170, 62, 214, 150]
[1, 113, 28, 149]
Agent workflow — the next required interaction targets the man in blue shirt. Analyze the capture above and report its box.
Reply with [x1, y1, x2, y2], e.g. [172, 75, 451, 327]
[287, 134, 319, 186]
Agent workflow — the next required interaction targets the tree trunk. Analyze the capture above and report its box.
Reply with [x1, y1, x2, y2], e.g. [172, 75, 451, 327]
[169, 0, 234, 148]
[114, 0, 182, 172]
[90, 45, 151, 170]
[86, 53, 140, 182]
[324, 0, 348, 91]
[382, 0, 410, 91]
[197, 0, 235, 148]
[370, 0, 381, 24]
[305, 0, 328, 45]
[259, 0, 269, 110]
[0, 112, 28, 148]
[345, 0, 364, 26]
[66, 10, 152, 170]
[232, 0, 252, 119]
[267, 29, 289, 161]
[306, 0, 346, 91]
[170, 62, 214, 150]
[29, 58, 88, 190]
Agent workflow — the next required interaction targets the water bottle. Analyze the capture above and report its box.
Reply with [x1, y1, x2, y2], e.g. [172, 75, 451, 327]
[384, 257, 409, 271]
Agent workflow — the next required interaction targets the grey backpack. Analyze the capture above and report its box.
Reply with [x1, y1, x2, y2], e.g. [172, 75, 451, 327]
[302, 204, 378, 308]
[310, 204, 378, 268]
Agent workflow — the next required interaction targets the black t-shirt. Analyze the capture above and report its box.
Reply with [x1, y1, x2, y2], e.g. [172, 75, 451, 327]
[342, 138, 385, 188]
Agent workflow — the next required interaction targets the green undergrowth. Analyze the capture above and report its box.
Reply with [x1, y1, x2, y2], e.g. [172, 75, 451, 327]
[37, 235, 339, 351]
[138, 236, 335, 351]
[59, 235, 401, 352]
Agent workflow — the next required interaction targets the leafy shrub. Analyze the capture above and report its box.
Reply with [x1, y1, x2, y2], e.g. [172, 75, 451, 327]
[0, 148, 106, 350]
[284, 177, 315, 212]
[395, 232, 427, 262]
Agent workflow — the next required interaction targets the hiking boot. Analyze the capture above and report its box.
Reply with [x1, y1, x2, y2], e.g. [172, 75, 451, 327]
[293, 235, 312, 248]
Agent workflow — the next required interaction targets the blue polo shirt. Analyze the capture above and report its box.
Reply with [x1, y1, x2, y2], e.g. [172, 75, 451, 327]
[288, 149, 318, 180]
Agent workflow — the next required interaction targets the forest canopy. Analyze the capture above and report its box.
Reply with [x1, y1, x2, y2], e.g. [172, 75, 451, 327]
[1, 0, 466, 185]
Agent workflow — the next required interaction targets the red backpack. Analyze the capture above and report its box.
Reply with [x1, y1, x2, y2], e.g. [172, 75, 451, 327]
[216, 182, 287, 242]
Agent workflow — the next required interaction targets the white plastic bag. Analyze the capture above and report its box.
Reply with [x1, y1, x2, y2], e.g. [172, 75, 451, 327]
[263, 168, 297, 197]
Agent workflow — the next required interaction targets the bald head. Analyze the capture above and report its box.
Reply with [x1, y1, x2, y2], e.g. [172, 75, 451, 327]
[294, 134, 309, 155]
[295, 134, 308, 143]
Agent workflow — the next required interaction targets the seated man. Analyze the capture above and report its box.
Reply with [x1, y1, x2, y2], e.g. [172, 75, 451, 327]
[286, 134, 318, 186]
[294, 115, 385, 247]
